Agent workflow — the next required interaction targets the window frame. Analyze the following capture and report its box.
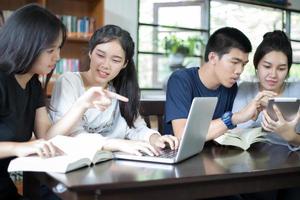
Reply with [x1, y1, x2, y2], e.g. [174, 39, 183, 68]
[137, 0, 209, 89]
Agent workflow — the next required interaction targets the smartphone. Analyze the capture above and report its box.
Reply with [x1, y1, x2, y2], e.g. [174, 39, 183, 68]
[267, 97, 300, 121]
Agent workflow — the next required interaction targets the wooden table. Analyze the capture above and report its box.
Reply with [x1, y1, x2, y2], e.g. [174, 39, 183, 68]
[23, 142, 300, 200]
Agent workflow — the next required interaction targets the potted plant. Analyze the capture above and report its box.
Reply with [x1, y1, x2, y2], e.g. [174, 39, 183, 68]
[162, 34, 204, 70]
[163, 35, 190, 57]
[161, 34, 205, 91]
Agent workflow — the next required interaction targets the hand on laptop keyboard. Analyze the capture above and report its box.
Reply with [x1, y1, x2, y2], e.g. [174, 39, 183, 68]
[103, 138, 160, 156]
[140, 147, 178, 158]
[149, 134, 179, 155]
[104, 135, 179, 157]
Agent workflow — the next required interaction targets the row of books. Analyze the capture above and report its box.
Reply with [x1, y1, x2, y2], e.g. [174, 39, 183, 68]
[0, 10, 95, 38]
[38, 58, 80, 89]
[54, 58, 80, 74]
[39, 58, 80, 87]
[60, 15, 95, 38]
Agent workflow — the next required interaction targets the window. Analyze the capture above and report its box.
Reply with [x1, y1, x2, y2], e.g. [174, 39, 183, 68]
[137, 0, 300, 89]
[138, 0, 209, 88]
[290, 12, 300, 80]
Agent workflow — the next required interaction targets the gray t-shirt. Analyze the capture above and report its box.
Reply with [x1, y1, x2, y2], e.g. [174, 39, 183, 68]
[232, 81, 300, 151]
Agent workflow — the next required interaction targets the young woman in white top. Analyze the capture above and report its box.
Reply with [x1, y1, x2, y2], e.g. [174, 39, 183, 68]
[50, 25, 178, 156]
[232, 30, 300, 150]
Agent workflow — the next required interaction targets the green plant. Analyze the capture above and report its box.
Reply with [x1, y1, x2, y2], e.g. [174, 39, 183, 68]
[162, 35, 204, 57]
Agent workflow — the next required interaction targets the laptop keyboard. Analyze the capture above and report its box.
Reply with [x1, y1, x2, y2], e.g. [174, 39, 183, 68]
[156, 148, 178, 158]
[141, 148, 178, 158]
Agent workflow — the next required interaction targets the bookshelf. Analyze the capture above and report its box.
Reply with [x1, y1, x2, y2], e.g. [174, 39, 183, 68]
[0, 0, 104, 95]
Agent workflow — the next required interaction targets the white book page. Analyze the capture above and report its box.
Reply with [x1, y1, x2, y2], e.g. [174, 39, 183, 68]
[8, 155, 87, 173]
[214, 134, 246, 150]
[50, 134, 106, 160]
[238, 127, 266, 144]
[214, 127, 265, 150]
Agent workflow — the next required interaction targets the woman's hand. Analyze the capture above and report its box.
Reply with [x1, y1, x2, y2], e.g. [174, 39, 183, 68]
[103, 134, 179, 157]
[254, 90, 277, 108]
[103, 139, 159, 156]
[262, 105, 300, 143]
[14, 139, 63, 158]
[149, 134, 179, 151]
[233, 90, 277, 124]
[77, 87, 128, 111]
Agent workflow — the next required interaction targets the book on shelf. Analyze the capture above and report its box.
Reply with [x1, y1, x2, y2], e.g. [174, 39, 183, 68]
[214, 127, 267, 150]
[59, 15, 95, 38]
[55, 58, 80, 74]
[8, 134, 112, 173]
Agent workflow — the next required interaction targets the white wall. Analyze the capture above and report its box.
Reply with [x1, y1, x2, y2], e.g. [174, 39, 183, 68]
[104, 0, 138, 47]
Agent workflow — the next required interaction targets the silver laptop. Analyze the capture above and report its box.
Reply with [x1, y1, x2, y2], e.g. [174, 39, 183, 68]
[114, 97, 218, 164]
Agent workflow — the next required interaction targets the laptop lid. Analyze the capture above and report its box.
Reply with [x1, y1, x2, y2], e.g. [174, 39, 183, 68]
[114, 97, 217, 164]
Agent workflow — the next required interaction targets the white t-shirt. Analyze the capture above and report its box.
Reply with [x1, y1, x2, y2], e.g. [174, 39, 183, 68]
[50, 72, 158, 142]
[232, 81, 300, 151]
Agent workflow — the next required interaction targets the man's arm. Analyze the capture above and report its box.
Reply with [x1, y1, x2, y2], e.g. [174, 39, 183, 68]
[206, 110, 259, 141]
[205, 119, 228, 141]
[172, 118, 227, 140]
[172, 119, 187, 139]
[206, 107, 267, 140]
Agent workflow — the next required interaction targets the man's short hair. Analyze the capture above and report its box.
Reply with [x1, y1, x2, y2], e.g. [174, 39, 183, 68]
[204, 27, 252, 62]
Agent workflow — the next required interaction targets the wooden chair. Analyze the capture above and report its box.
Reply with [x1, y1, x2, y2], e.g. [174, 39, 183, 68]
[139, 100, 165, 134]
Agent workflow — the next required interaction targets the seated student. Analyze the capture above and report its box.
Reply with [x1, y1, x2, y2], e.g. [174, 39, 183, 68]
[232, 30, 300, 200]
[232, 30, 300, 150]
[165, 27, 257, 140]
[0, 5, 130, 199]
[0, 4, 67, 199]
[50, 25, 179, 156]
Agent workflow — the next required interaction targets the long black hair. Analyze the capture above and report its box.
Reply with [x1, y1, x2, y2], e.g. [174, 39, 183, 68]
[88, 25, 139, 128]
[0, 3, 66, 75]
[253, 30, 292, 75]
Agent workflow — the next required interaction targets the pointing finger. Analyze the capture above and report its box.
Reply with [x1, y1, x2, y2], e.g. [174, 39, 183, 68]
[104, 90, 129, 102]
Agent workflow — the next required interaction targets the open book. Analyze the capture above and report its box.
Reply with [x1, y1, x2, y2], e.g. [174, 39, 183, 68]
[214, 127, 267, 150]
[8, 134, 113, 173]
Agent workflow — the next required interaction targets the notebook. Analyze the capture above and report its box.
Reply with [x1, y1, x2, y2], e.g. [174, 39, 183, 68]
[114, 97, 218, 164]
